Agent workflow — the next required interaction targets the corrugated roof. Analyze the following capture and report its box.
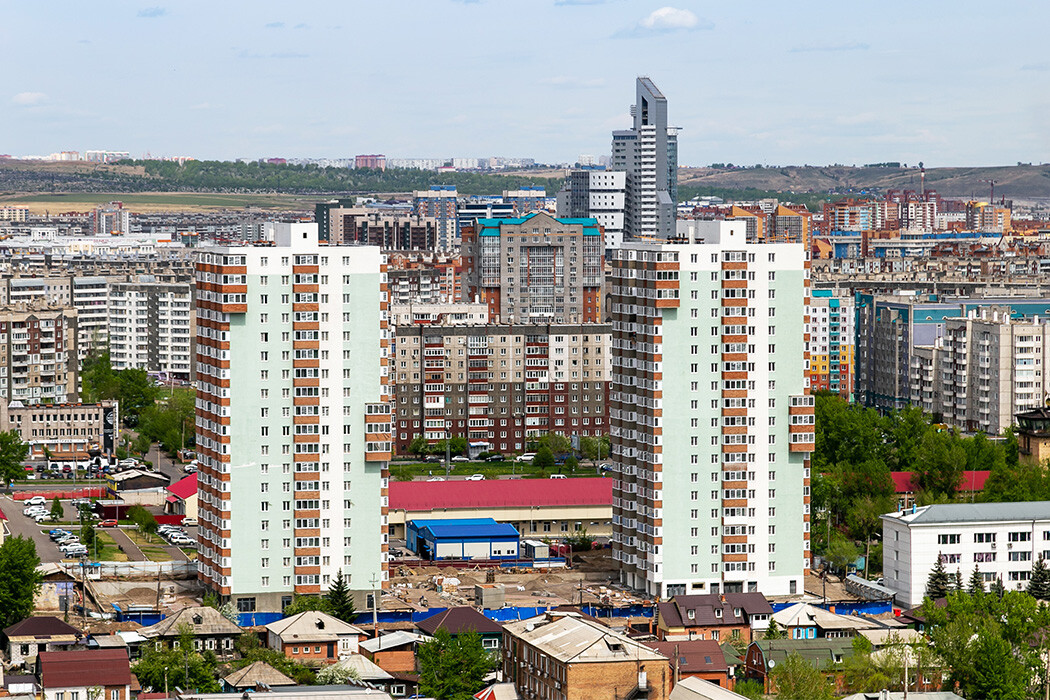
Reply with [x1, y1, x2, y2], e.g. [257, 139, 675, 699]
[644, 640, 727, 673]
[504, 613, 665, 664]
[771, 603, 880, 632]
[328, 654, 394, 681]
[884, 500, 1050, 525]
[166, 473, 197, 500]
[391, 478, 611, 512]
[39, 649, 133, 689]
[360, 631, 430, 653]
[415, 519, 519, 540]
[137, 606, 242, 638]
[222, 661, 296, 689]
[890, 471, 988, 494]
[264, 611, 365, 642]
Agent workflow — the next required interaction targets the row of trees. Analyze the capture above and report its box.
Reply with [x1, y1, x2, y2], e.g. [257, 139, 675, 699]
[129, 160, 562, 197]
[813, 393, 1025, 573]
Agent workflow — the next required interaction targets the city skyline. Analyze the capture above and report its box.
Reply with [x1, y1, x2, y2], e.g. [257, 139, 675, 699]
[3, 1, 1048, 168]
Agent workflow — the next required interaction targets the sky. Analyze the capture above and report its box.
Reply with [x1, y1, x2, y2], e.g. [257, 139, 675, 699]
[3, 1, 1049, 167]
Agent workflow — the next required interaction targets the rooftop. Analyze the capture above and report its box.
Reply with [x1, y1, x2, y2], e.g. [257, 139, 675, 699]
[265, 611, 365, 642]
[890, 471, 988, 494]
[415, 607, 503, 636]
[137, 606, 243, 638]
[38, 649, 133, 689]
[222, 661, 296, 689]
[4, 616, 81, 639]
[390, 478, 611, 512]
[410, 518, 519, 540]
[771, 603, 880, 632]
[166, 473, 197, 500]
[503, 612, 665, 664]
[883, 500, 1050, 525]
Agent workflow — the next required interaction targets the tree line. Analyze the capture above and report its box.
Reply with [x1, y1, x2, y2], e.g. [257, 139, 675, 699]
[813, 393, 1032, 575]
[122, 160, 563, 198]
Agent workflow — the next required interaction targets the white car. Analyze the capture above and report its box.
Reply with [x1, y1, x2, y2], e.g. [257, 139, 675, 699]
[23, 507, 46, 517]
[465, 474, 485, 481]
[25, 496, 47, 506]
[514, 453, 536, 464]
[34, 513, 55, 523]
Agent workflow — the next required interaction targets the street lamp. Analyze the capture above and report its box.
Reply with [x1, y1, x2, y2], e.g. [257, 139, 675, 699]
[444, 420, 451, 478]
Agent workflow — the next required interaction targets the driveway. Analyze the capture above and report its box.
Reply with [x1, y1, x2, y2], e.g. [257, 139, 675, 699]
[104, 527, 146, 561]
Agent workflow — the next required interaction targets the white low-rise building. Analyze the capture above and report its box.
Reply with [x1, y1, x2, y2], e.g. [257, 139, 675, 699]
[882, 501, 1050, 608]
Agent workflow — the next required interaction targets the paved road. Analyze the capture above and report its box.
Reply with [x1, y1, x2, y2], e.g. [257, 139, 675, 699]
[104, 527, 146, 561]
[1, 496, 64, 561]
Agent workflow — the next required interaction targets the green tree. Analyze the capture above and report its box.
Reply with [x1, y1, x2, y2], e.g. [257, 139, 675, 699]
[763, 618, 785, 639]
[926, 555, 952, 599]
[133, 636, 220, 693]
[0, 536, 43, 628]
[538, 433, 571, 456]
[449, 436, 468, 456]
[733, 679, 764, 700]
[969, 632, 1030, 700]
[846, 494, 894, 576]
[1028, 556, 1050, 600]
[825, 533, 859, 575]
[132, 433, 152, 455]
[417, 628, 496, 700]
[233, 632, 316, 684]
[769, 651, 834, 700]
[409, 435, 430, 458]
[81, 522, 97, 552]
[579, 435, 609, 466]
[533, 445, 555, 473]
[50, 497, 64, 522]
[990, 576, 1006, 599]
[967, 566, 985, 596]
[913, 429, 967, 498]
[283, 594, 332, 617]
[0, 430, 30, 483]
[325, 570, 357, 623]
[564, 454, 578, 473]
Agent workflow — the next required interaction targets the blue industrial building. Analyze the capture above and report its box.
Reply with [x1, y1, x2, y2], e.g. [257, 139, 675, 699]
[407, 518, 520, 561]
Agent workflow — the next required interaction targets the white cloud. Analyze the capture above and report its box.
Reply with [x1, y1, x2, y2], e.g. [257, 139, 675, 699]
[12, 92, 46, 106]
[616, 7, 711, 38]
[641, 6, 698, 30]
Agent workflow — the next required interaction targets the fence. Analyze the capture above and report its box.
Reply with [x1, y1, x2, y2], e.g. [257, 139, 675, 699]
[62, 560, 197, 578]
[12, 487, 108, 501]
[769, 599, 893, 616]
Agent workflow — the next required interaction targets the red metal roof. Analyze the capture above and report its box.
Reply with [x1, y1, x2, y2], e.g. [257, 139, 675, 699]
[891, 471, 989, 493]
[39, 649, 133, 689]
[166, 473, 197, 500]
[389, 477, 612, 512]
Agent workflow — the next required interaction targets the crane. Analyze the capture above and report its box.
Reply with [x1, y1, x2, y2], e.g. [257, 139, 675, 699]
[979, 179, 997, 203]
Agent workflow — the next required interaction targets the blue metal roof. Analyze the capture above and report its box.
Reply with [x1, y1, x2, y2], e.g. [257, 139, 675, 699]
[411, 518, 520, 540]
[476, 212, 600, 236]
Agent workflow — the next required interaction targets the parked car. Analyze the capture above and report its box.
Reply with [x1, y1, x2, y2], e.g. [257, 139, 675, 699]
[99, 519, 118, 528]
[465, 474, 485, 481]
[426, 477, 446, 482]
[180, 517, 198, 527]
[549, 474, 567, 480]
[514, 453, 536, 464]
[23, 507, 46, 517]
[183, 464, 198, 473]
[485, 454, 506, 462]
[451, 456, 469, 463]
[424, 455, 443, 463]
[25, 496, 47, 506]
[70, 498, 92, 507]
[34, 513, 55, 523]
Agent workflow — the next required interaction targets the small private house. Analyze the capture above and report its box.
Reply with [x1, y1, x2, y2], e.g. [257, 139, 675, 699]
[265, 611, 366, 664]
[770, 603, 881, 640]
[4, 617, 82, 667]
[406, 518, 519, 561]
[37, 649, 134, 700]
[655, 593, 773, 643]
[137, 606, 243, 657]
[220, 661, 296, 692]
[744, 639, 854, 693]
[643, 640, 734, 689]
[165, 472, 198, 521]
[414, 606, 504, 651]
[359, 631, 431, 676]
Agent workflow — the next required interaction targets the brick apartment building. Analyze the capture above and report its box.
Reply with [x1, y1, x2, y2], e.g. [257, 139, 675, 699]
[392, 323, 610, 454]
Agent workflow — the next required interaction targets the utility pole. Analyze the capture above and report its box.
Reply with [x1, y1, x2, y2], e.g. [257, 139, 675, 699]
[370, 572, 380, 639]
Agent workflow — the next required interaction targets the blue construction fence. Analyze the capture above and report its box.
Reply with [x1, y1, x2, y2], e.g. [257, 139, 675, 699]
[236, 603, 654, 629]
[769, 599, 892, 616]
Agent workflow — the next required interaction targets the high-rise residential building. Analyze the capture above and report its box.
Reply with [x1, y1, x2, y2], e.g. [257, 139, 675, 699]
[354, 154, 386, 171]
[501, 188, 547, 216]
[768, 206, 812, 248]
[557, 170, 627, 251]
[611, 77, 678, 240]
[386, 252, 462, 305]
[194, 223, 391, 612]
[457, 199, 515, 237]
[912, 307, 1050, 435]
[0, 304, 78, 404]
[91, 202, 131, 236]
[461, 211, 604, 324]
[391, 323, 610, 455]
[609, 220, 814, 598]
[965, 201, 1012, 232]
[413, 186, 459, 251]
[807, 290, 855, 398]
[855, 294, 1050, 412]
[108, 280, 194, 380]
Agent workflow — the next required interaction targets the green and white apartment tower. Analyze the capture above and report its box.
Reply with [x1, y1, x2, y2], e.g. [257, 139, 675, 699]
[195, 223, 391, 614]
[610, 220, 814, 598]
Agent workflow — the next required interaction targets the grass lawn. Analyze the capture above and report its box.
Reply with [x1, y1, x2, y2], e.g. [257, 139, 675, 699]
[124, 529, 174, 562]
[388, 459, 608, 481]
[92, 532, 128, 562]
[0, 192, 314, 213]
[181, 548, 198, 560]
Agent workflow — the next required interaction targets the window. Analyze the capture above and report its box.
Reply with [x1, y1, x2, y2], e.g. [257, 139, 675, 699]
[938, 534, 961, 545]
[236, 597, 256, 612]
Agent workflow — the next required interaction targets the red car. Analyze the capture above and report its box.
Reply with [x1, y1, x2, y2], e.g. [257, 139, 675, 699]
[99, 519, 118, 528]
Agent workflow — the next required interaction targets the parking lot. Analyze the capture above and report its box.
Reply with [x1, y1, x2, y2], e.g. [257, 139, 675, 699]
[1, 495, 196, 564]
